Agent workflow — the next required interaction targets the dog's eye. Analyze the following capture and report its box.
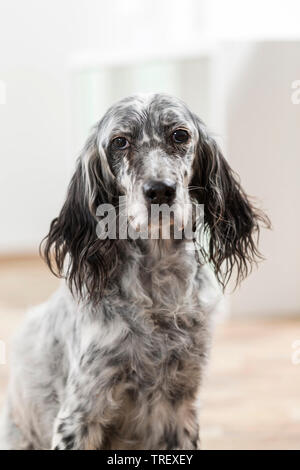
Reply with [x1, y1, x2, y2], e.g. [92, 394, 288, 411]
[172, 129, 189, 144]
[112, 137, 129, 150]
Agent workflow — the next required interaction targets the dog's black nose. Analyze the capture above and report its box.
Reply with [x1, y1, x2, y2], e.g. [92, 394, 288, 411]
[143, 180, 176, 205]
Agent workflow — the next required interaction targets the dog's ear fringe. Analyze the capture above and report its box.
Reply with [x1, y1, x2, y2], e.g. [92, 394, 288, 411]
[40, 222, 117, 306]
[194, 203, 271, 291]
[40, 135, 118, 306]
[191, 122, 271, 289]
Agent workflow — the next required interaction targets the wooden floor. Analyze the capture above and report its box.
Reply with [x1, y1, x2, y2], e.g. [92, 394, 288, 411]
[0, 256, 299, 450]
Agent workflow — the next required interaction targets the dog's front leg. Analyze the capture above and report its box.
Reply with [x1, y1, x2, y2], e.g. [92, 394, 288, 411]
[173, 403, 201, 450]
[177, 426, 201, 450]
[51, 404, 107, 450]
[51, 370, 114, 450]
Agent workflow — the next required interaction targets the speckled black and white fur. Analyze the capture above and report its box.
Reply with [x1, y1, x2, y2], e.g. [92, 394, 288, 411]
[0, 93, 268, 450]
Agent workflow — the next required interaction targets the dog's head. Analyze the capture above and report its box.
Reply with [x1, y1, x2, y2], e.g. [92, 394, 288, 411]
[100, 94, 198, 234]
[42, 93, 269, 302]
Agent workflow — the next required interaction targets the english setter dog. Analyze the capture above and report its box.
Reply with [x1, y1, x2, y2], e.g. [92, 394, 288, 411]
[0, 93, 268, 450]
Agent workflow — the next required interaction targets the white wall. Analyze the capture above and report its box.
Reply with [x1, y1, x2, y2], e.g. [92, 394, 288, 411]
[205, 0, 300, 40]
[0, 0, 94, 251]
[221, 42, 300, 316]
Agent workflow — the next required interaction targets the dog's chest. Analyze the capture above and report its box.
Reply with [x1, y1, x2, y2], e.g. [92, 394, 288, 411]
[101, 266, 206, 396]
[128, 310, 205, 392]
[77, 257, 209, 447]
[81, 249, 207, 406]
[122, 252, 203, 358]
[99, 295, 206, 448]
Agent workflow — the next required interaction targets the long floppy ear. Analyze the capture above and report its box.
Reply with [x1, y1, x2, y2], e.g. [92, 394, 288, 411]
[41, 128, 118, 305]
[190, 118, 270, 287]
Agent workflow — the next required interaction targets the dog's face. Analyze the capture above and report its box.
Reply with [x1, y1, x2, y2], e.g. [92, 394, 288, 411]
[96, 94, 198, 233]
[43, 93, 269, 303]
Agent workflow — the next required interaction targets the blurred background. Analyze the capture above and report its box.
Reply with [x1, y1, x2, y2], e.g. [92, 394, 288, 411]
[0, 0, 300, 449]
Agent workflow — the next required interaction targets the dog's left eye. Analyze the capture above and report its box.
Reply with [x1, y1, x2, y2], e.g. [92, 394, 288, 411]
[172, 129, 189, 144]
[112, 137, 129, 150]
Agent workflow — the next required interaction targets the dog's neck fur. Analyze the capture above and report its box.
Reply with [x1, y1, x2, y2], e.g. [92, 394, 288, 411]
[115, 238, 199, 310]
[75, 237, 211, 326]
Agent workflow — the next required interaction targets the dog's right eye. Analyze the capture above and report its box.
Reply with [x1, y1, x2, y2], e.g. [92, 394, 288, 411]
[172, 129, 189, 144]
[111, 137, 129, 150]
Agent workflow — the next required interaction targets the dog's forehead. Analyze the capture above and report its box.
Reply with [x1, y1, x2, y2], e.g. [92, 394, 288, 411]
[99, 94, 193, 144]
